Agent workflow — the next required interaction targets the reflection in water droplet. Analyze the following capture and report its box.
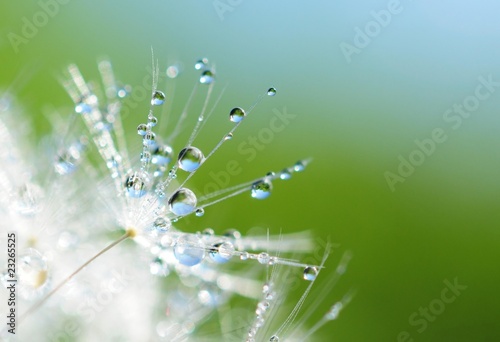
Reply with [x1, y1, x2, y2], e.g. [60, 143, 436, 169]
[152, 144, 173, 166]
[124, 172, 148, 198]
[178, 147, 204, 172]
[251, 179, 272, 200]
[199, 70, 215, 84]
[303, 266, 318, 281]
[195, 208, 205, 217]
[151, 90, 166, 106]
[168, 188, 197, 216]
[174, 235, 205, 266]
[209, 242, 234, 263]
[229, 107, 246, 123]
[195, 58, 208, 70]
[267, 87, 277, 96]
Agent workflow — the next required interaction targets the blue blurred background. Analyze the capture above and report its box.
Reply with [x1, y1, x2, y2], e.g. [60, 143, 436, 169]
[1, 0, 500, 340]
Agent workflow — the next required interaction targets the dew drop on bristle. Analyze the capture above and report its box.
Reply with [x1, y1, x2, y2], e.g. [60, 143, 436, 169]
[153, 217, 171, 233]
[251, 179, 272, 200]
[209, 242, 234, 263]
[17, 249, 49, 299]
[303, 266, 318, 281]
[151, 90, 166, 106]
[151, 144, 173, 166]
[124, 172, 148, 198]
[150, 257, 169, 276]
[257, 252, 270, 265]
[199, 70, 215, 84]
[270, 335, 279, 342]
[137, 124, 147, 136]
[168, 188, 197, 216]
[224, 133, 233, 141]
[148, 116, 158, 127]
[293, 160, 305, 172]
[267, 87, 277, 96]
[178, 146, 204, 172]
[174, 235, 205, 266]
[279, 169, 292, 180]
[229, 107, 246, 123]
[195, 208, 205, 217]
[194, 58, 208, 70]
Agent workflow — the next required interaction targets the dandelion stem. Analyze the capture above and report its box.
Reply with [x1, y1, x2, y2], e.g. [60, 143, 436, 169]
[19, 230, 133, 325]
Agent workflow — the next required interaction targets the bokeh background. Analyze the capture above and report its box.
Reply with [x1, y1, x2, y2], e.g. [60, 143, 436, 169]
[1, 0, 500, 341]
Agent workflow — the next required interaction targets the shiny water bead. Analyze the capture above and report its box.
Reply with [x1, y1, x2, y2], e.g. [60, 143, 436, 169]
[267, 87, 277, 96]
[151, 90, 166, 106]
[75, 102, 91, 114]
[202, 228, 214, 239]
[303, 266, 318, 281]
[257, 252, 270, 265]
[153, 217, 171, 233]
[150, 257, 169, 276]
[143, 131, 156, 147]
[166, 65, 179, 78]
[12, 183, 43, 216]
[240, 251, 249, 260]
[279, 168, 292, 180]
[194, 58, 208, 70]
[124, 172, 148, 198]
[199, 70, 215, 84]
[251, 179, 272, 200]
[293, 160, 305, 172]
[168, 188, 197, 216]
[209, 242, 234, 263]
[195, 208, 205, 217]
[137, 124, 148, 136]
[174, 235, 206, 266]
[152, 144, 173, 166]
[54, 144, 83, 175]
[140, 151, 151, 163]
[117, 87, 129, 98]
[229, 107, 246, 123]
[18, 249, 49, 299]
[177, 146, 204, 172]
[326, 302, 343, 320]
[224, 133, 233, 141]
[223, 229, 241, 240]
[269, 335, 279, 342]
[148, 116, 158, 127]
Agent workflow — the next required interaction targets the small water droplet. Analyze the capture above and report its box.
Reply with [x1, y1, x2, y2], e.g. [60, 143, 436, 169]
[152, 144, 173, 166]
[168, 188, 197, 216]
[257, 252, 270, 265]
[199, 70, 215, 84]
[151, 90, 166, 106]
[279, 168, 292, 180]
[265, 171, 275, 178]
[267, 87, 277, 96]
[75, 102, 91, 114]
[325, 302, 343, 320]
[224, 133, 233, 141]
[150, 257, 169, 276]
[174, 235, 205, 266]
[168, 169, 177, 179]
[143, 131, 156, 147]
[202, 228, 214, 238]
[140, 151, 151, 163]
[269, 335, 279, 342]
[166, 65, 179, 78]
[293, 160, 305, 172]
[178, 146, 204, 172]
[240, 252, 249, 260]
[229, 107, 246, 123]
[154, 217, 171, 233]
[17, 249, 49, 299]
[195, 208, 205, 217]
[209, 241, 234, 263]
[137, 124, 148, 136]
[303, 266, 318, 281]
[251, 179, 272, 200]
[124, 172, 148, 198]
[148, 116, 158, 127]
[194, 58, 208, 70]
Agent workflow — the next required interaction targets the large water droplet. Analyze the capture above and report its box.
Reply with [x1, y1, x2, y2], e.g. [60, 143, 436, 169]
[229, 107, 246, 123]
[124, 172, 148, 198]
[251, 179, 272, 200]
[174, 235, 205, 266]
[199, 70, 215, 84]
[209, 242, 234, 263]
[152, 144, 173, 166]
[178, 147, 204, 172]
[267, 87, 277, 96]
[151, 90, 166, 106]
[293, 160, 305, 172]
[168, 188, 197, 216]
[137, 124, 148, 136]
[303, 266, 318, 281]
[257, 252, 270, 265]
[325, 302, 343, 320]
[194, 58, 208, 70]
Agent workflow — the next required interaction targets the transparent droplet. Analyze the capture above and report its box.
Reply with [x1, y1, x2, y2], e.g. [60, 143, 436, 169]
[194, 58, 208, 70]
[178, 146, 204, 172]
[124, 172, 148, 198]
[141, 151, 151, 163]
[229, 107, 246, 123]
[325, 302, 343, 320]
[152, 144, 173, 166]
[269, 335, 279, 342]
[137, 124, 148, 136]
[303, 266, 318, 281]
[150, 257, 169, 276]
[174, 235, 205, 266]
[148, 116, 158, 127]
[267, 87, 277, 96]
[202, 228, 214, 239]
[168, 188, 197, 216]
[209, 242, 234, 263]
[293, 160, 305, 172]
[154, 217, 171, 233]
[18, 249, 49, 300]
[151, 90, 166, 106]
[251, 179, 272, 200]
[223, 229, 241, 240]
[75, 102, 91, 114]
[279, 168, 292, 180]
[117, 87, 129, 98]
[224, 133, 233, 141]
[240, 252, 249, 260]
[54, 141, 85, 175]
[257, 252, 270, 265]
[143, 131, 156, 147]
[195, 208, 205, 217]
[166, 65, 179, 78]
[199, 70, 215, 84]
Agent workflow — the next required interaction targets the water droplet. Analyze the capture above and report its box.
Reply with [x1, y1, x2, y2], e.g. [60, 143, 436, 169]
[293, 160, 305, 172]
[229, 107, 246, 123]
[209, 241, 234, 263]
[54, 141, 85, 175]
[279, 168, 292, 180]
[166, 65, 179, 78]
[143, 131, 156, 147]
[265, 171, 275, 178]
[195, 208, 205, 217]
[267, 87, 277, 96]
[75, 102, 91, 114]
[257, 252, 270, 265]
[141, 151, 151, 163]
[168, 188, 197, 216]
[325, 302, 343, 320]
[251, 179, 272, 200]
[117, 87, 129, 98]
[152, 144, 173, 166]
[194, 58, 208, 70]
[150, 257, 169, 276]
[202, 228, 214, 238]
[151, 90, 166, 106]
[224, 133, 233, 141]
[137, 124, 148, 136]
[174, 235, 205, 266]
[18, 249, 49, 299]
[148, 116, 158, 127]
[124, 172, 148, 198]
[303, 266, 318, 281]
[240, 252, 249, 260]
[269, 335, 279, 342]
[199, 70, 215, 84]
[178, 146, 204, 172]
[223, 229, 241, 240]
[154, 217, 171, 233]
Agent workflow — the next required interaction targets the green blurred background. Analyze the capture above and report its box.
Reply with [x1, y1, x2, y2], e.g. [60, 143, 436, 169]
[1, 0, 500, 340]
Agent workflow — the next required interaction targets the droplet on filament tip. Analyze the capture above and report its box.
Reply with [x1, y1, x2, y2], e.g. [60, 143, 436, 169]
[251, 179, 272, 200]
[177, 146, 204, 172]
[168, 188, 197, 216]
[151, 90, 166, 106]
